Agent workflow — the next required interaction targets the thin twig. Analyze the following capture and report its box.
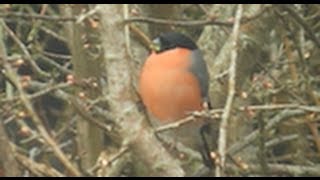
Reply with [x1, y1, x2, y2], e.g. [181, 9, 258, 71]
[197, 4, 210, 17]
[2, 60, 81, 176]
[89, 146, 129, 176]
[1, 21, 50, 78]
[124, 17, 235, 27]
[226, 162, 320, 176]
[70, 96, 116, 133]
[15, 152, 64, 177]
[227, 109, 306, 155]
[105, 146, 129, 167]
[124, 6, 268, 28]
[255, 59, 306, 104]
[240, 104, 320, 113]
[0, 82, 71, 103]
[154, 109, 220, 133]
[216, 4, 243, 177]
[128, 24, 152, 50]
[278, 5, 320, 48]
[155, 115, 197, 134]
[39, 26, 68, 43]
[154, 103, 320, 133]
[42, 50, 71, 60]
[265, 134, 299, 148]
[76, 5, 101, 24]
[0, 12, 76, 21]
[38, 54, 72, 75]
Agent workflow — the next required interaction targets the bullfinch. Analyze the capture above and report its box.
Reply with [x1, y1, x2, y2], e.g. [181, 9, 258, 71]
[139, 32, 212, 168]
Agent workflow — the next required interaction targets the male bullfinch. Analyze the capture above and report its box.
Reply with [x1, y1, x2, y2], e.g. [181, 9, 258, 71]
[139, 32, 212, 168]
[139, 32, 209, 121]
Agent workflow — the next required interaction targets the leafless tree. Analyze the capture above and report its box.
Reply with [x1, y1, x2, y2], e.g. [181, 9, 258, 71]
[0, 4, 319, 177]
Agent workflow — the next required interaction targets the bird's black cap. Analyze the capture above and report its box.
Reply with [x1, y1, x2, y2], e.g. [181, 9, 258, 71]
[153, 32, 198, 53]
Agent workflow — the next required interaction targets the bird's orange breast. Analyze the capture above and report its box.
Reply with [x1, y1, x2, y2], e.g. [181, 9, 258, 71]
[139, 48, 203, 123]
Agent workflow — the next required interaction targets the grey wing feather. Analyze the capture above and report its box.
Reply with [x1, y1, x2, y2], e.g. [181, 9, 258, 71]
[189, 49, 209, 102]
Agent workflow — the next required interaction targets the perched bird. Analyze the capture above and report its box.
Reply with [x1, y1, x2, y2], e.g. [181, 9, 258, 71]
[139, 32, 212, 168]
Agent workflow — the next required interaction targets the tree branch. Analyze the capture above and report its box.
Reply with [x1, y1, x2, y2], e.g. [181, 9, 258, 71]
[216, 4, 243, 177]
[1, 57, 81, 176]
[0, 12, 76, 21]
[1, 21, 50, 78]
[277, 5, 320, 48]
[227, 109, 306, 155]
[99, 5, 185, 176]
[15, 152, 64, 177]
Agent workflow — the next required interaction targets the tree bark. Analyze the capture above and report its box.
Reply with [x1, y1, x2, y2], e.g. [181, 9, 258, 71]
[61, 4, 105, 170]
[98, 4, 185, 176]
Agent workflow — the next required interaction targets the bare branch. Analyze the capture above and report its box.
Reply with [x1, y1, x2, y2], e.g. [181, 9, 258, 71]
[99, 5, 185, 176]
[93, 146, 130, 176]
[155, 103, 320, 134]
[124, 6, 269, 28]
[277, 5, 320, 48]
[2, 58, 81, 176]
[227, 109, 306, 155]
[70, 96, 117, 136]
[15, 153, 64, 177]
[124, 16, 234, 27]
[216, 4, 243, 177]
[1, 21, 50, 78]
[226, 163, 320, 176]
[238, 104, 320, 112]
[0, 11, 76, 21]
[0, 82, 71, 103]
